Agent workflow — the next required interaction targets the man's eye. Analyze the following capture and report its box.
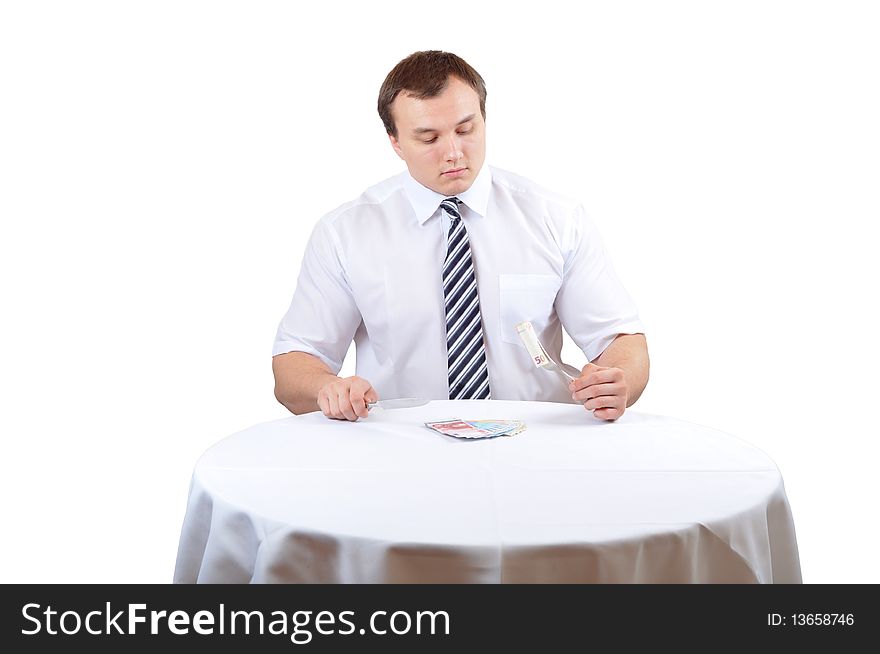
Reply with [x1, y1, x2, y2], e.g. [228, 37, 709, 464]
[457, 128, 472, 135]
[423, 137, 438, 144]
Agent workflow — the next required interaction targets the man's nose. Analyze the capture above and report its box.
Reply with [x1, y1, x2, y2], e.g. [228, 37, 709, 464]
[444, 134, 463, 162]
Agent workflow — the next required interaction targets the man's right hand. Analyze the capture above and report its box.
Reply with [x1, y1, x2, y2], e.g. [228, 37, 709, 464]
[316, 376, 379, 422]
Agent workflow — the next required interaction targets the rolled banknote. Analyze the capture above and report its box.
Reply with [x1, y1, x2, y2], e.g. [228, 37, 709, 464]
[515, 321, 578, 381]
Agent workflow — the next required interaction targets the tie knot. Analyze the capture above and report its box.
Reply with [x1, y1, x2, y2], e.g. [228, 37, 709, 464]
[440, 197, 462, 220]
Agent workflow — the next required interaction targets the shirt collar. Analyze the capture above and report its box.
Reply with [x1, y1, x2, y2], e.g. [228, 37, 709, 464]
[402, 164, 492, 225]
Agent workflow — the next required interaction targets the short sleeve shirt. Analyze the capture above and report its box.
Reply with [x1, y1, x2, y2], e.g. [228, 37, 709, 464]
[273, 164, 645, 404]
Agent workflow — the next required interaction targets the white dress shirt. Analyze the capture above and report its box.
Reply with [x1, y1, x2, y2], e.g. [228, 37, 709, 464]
[273, 164, 645, 404]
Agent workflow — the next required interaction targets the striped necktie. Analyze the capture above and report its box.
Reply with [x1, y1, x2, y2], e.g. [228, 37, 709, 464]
[441, 197, 490, 400]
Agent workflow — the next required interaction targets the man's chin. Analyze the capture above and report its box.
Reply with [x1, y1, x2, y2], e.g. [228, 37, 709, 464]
[438, 173, 472, 195]
[415, 171, 474, 196]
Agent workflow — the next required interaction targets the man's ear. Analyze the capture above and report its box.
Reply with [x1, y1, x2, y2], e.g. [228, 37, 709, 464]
[388, 133, 405, 161]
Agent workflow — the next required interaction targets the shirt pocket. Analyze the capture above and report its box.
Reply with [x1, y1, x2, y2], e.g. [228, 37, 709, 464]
[498, 273, 561, 344]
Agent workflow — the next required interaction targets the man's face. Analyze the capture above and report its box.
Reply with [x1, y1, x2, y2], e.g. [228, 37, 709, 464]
[388, 76, 486, 196]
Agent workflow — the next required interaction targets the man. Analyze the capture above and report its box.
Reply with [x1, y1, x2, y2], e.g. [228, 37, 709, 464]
[272, 51, 649, 422]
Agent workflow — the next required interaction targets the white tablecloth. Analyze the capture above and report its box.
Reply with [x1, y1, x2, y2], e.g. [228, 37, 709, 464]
[174, 400, 801, 583]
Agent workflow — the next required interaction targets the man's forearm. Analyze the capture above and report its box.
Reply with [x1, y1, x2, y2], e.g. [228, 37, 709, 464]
[272, 351, 340, 415]
[592, 333, 650, 406]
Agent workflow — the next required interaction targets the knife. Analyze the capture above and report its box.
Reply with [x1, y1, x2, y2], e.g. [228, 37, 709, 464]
[367, 398, 431, 411]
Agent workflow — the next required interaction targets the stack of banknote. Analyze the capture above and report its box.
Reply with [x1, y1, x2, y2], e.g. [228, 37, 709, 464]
[424, 419, 526, 439]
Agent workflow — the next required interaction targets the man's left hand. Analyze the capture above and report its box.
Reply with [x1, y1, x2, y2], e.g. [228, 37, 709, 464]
[570, 363, 629, 421]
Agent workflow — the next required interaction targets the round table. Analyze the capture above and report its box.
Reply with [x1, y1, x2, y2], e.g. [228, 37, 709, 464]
[173, 400, 801, 583]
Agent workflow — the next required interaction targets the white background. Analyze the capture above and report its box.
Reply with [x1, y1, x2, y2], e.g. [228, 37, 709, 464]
[1, 1, 877, 583]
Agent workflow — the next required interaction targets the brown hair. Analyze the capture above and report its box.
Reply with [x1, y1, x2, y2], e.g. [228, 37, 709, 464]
[378, 50, 487, 137]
